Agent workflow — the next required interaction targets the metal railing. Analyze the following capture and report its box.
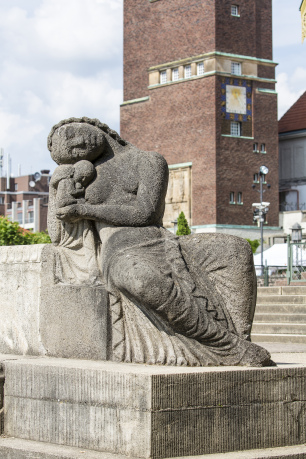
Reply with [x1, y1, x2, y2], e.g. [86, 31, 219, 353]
[255, 264, 287, 287]
[288, 240, 306, 283]
[279, 202, 306, 212]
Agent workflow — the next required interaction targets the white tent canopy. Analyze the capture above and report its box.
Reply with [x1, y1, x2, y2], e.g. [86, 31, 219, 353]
[254, 243, 306, 267]
[253, 244, 288, 267]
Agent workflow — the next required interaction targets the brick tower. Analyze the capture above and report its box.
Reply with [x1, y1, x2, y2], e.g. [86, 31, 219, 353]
[120, 0, 279, 232]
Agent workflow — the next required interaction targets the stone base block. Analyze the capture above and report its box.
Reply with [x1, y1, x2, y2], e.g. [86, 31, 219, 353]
[0, 245, 110, 360]
[2, 356, 306, 458]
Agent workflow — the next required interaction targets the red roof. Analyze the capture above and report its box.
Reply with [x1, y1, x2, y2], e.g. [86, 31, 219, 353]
[278, 91, 306, 134]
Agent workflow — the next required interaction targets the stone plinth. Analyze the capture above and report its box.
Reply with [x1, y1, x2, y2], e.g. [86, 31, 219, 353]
[0, 245, 109, 360]
[2, 356, 306, 458]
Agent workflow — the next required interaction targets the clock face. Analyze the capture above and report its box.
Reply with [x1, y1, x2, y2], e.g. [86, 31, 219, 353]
[226, 85, 247, 114]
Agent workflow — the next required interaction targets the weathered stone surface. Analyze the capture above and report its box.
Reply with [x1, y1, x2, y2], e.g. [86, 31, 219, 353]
[0, 245, 109, 360]
[0, 245, 46, 356]
[46, 117, 273, 367]
[2, 356, 306, 458]
[0, 365, 3, 435]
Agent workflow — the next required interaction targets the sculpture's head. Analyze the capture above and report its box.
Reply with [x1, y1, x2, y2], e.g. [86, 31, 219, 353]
[73, 160, 96, 186]
[48, 117, 127, 165]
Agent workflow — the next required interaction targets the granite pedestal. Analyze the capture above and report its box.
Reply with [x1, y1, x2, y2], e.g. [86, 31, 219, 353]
[1, 355, 306, 458]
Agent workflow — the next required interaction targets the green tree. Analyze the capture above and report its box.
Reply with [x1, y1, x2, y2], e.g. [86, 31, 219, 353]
[0, 216, 51, 246]
[30, 230, 51, 244]
[176, 211, 191, 236]
[246, 238, 260, 254]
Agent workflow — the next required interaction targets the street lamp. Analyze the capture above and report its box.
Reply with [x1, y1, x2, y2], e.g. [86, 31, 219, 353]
[171, 219, 178, 235]
[290, 222, 303, 271]
[252, 165, 270, 273]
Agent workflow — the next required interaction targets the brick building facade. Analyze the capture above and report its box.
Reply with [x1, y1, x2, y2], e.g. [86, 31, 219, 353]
[0, 171, 50, 232]
[120, 0, 279, 233]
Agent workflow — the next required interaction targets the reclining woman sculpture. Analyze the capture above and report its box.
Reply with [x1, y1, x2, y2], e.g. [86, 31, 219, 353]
[47, 117, 273, 367]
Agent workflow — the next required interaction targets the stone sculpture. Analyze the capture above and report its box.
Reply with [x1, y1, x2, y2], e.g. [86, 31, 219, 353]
[47, 117, 274, 367]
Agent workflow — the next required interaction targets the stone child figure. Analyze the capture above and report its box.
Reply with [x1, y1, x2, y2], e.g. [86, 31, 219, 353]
[50, 160, 95, 209]
[47, 117, 274, 367]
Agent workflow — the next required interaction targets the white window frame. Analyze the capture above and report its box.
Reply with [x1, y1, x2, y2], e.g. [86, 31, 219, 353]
[231, 62, 241, 75]
[230, 121, 241, 137]
[229, 192, 235, 204]
[14, 183, 18, 191]
[237, 192, 243, 204]
[197, 62, 204, 76]
[253, 142, 258, 152]
[184, 65, 192, 79]
[231, 5, 239, 16]
[172, 68, 179, 82]
[253, 173, 259, 182]
[160, 70, 167, 84]
[261, 143, 266, 153]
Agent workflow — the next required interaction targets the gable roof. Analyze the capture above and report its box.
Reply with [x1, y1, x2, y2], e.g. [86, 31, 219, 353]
[279, 91, 306, 134]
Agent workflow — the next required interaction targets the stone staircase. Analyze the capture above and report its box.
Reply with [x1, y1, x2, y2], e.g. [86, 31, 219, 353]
[251, 285, 306, 343]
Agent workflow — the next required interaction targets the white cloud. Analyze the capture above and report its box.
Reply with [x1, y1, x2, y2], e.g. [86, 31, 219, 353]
[272, 0, 302, 48]
[0, 0, 123, 175]
[276, 71, 305, 118]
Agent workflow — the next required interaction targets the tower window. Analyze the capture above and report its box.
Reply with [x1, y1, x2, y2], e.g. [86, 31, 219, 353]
[253, 173, 259, 182]
[184, 65, 192, 78]
[160, 70, 167, 84]
[237, 192, 243, 204]
[261, 143, 266, 153]
[253, 142, 258, 152]
[231, 62, 241, 75]
[172, 68, 179, 81]
[197, 62, 204, 76]
[230, 121, 241, 136]
[229, 192, 235, 204]
[231, 5, 239, 16]
[14, 184, 18, 191]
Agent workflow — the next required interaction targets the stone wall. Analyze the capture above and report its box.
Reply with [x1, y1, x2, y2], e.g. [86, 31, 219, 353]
[0, 245, 110, 360]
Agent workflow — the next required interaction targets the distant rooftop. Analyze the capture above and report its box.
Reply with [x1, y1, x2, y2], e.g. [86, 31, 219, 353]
[278, 91, 306, 134]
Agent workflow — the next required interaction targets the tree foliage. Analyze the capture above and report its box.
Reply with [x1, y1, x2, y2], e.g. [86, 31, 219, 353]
[176, 211, 191, 236]
[0, 216, 51, 246]
[246, 238, 260, 254]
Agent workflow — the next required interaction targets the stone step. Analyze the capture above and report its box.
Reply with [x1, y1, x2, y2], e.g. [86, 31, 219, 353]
[257, 287, 282, 296]
[257, 286, 306, 297]
[254, 313, 306, 323]
[255, 304, 306, 314]
[252, 333, 306, 344]
[0, 436, 122, 459]
[252, 322, 306, 335]
[1, 437, 306, 459]
[282, 286, 306, 295]
[256, 295, 306, 304]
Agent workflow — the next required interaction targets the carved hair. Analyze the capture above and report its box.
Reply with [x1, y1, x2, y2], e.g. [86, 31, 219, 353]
[47, 116, 127, 151]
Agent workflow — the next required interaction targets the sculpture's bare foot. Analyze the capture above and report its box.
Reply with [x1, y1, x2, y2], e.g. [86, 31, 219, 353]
[238, 340, 276, 367]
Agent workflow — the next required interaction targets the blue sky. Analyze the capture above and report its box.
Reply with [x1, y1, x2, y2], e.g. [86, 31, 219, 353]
[0, 0, 304, 176]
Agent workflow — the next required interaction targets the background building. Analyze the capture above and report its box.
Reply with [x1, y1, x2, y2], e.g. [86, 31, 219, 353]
[121, 0, 279, 238]
[278, 91, 306, 236]
[279, 91, 306, 212]
[0, 170, 50, 232]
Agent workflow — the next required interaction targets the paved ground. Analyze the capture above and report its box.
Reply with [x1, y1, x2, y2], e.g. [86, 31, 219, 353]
[260, 342, 306, 353]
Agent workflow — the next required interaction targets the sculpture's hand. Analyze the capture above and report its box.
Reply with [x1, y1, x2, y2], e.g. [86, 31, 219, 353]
[56, 204, 82, 222]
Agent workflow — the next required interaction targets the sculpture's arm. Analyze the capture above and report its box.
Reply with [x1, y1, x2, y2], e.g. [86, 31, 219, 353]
[57, 153, 169, 227]
[47, 183, 62, 244]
